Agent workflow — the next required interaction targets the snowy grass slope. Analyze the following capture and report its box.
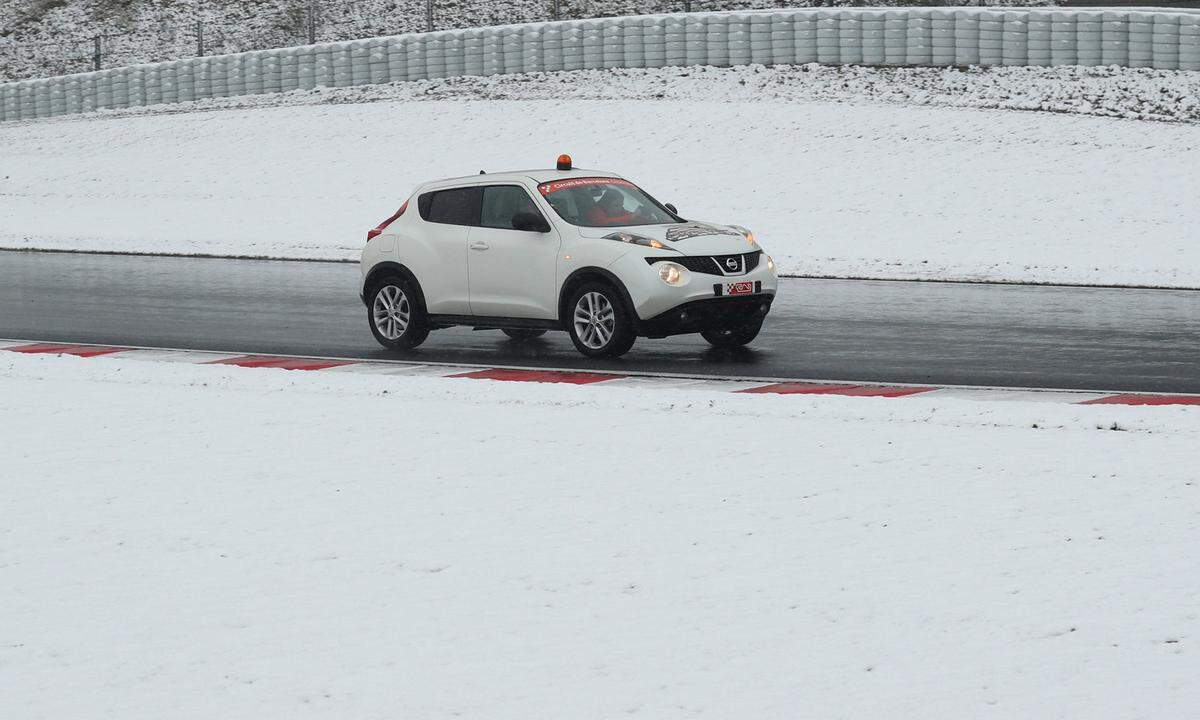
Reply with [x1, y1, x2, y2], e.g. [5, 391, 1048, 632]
[0, 0, 1056, 82]
[2, 64, 1199, 287]
[1, 350, 1197, 718]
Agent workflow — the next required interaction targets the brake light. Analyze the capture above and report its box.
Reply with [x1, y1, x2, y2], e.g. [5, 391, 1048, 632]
[367, 200, 408, 241]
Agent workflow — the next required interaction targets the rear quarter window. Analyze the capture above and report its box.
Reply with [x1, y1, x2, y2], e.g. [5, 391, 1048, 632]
[419, 187, 480, 226]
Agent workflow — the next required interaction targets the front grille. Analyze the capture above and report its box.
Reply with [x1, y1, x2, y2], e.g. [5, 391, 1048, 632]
[646, 250, 761, 276]
[675, 256, 721, 274]
[711, 253, 747, 274]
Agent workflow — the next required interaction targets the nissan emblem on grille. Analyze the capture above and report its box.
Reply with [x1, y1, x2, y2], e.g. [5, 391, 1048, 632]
[725, 257, 739, 271]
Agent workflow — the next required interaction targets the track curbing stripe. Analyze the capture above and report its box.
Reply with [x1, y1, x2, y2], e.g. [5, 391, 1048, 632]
[3, 338, 1199, 406]
[7, 342, 126, 358]
[1081, 394, 1200, 406]
[740, 382, 938, 398]
[916, 388, 1111, 404]
[206, 355, 354, 371]
[448, 368, 624, 385]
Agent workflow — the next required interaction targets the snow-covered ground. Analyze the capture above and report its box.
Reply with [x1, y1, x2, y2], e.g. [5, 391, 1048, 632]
[3, 64, 1199, 287]
[1, 350, 1197, 718]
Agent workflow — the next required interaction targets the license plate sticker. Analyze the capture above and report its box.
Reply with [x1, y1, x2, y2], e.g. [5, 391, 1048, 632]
[727, 281, 754, 296]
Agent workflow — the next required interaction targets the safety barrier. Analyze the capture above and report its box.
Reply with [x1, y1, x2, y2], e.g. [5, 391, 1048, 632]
[3, 8, 1199, 123]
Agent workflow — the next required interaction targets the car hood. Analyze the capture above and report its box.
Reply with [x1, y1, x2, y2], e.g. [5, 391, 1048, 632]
[577, 221, 756, 255]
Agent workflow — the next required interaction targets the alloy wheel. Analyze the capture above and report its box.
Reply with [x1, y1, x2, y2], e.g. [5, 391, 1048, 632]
[372, 285, 410, 340]
[573, 291, 616, 350]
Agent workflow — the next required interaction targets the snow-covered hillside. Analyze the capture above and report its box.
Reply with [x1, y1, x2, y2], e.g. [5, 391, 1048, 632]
[2, 64, 1199, 288]
[2, 349, 1197, 718]
[0, 0, 1058, 82]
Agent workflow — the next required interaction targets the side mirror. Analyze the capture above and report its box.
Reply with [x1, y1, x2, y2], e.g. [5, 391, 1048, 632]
[512, 211, 551, 233]
[665, 203, 678, 215]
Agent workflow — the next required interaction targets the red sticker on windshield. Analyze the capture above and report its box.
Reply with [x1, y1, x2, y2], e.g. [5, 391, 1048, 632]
[538, 177, 637, 195]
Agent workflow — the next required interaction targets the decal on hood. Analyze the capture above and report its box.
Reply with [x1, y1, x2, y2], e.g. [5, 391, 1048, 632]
[664, 223, 742, 242]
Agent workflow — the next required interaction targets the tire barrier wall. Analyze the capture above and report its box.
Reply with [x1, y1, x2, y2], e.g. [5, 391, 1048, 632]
[3, 8, 1200, 123]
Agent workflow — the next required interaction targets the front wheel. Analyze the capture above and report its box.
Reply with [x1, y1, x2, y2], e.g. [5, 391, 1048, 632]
[367, 276, 430, 350]
[701, 321, 762, 349]
[567, 283, 636, 358]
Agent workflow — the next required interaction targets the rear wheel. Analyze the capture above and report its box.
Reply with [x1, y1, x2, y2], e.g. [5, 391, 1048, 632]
[502, 328, 547, 341]
[367, 275, 430, 350]
[701, 321, 762, 349]
[567, 282, 636, 358]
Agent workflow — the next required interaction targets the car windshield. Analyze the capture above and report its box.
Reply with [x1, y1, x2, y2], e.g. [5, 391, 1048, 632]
[537, 177, 679, 228]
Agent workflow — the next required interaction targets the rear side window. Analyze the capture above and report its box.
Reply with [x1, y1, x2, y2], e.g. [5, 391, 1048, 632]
[480, 185, 544, 230]
[419, 187, 480, 226]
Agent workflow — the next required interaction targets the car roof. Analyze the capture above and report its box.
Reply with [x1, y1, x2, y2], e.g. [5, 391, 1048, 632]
[418, 168, 623, 191]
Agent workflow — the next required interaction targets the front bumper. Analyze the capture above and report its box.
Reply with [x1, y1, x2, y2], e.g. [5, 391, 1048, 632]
[639, 293, 775, 337]
[609, 249, 779, 322]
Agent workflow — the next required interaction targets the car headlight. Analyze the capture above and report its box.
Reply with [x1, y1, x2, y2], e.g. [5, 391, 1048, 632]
[604, 232, 666, 250]
[729, 225, 757, 246]
[657, 262, 689, 286]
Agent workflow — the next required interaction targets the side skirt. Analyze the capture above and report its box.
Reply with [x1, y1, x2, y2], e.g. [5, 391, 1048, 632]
[428, 314, 563, 332]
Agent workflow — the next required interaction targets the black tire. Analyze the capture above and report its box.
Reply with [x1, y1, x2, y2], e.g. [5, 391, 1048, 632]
[566, 282, 636, 358]
[502, 328, 547, 341]
[366, 274, 430, 350]
[701, 321, 763, 349]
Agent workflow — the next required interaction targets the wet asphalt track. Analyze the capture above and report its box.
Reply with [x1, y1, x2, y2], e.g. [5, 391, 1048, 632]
[1, 250, 1198, 393]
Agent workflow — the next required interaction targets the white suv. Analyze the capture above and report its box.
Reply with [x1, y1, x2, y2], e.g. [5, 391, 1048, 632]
[359, 156, 778, 358]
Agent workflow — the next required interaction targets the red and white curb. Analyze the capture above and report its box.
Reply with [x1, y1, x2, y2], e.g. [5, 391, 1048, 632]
[2, 339, 1198, 407]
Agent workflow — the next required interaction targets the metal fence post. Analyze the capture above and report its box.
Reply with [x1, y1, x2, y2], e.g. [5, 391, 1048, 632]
[684, 0, 692, 12]
[197, 22, 205, 56]
[426, 0, 434, 32]
[553, 0, 561, 21]
[93, 36, 102, 71]
[307, 2, 317, 44]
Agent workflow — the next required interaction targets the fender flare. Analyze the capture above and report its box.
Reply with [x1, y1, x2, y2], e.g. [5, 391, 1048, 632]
[362, 261, 427, 312]
[558, 267, 639, 330]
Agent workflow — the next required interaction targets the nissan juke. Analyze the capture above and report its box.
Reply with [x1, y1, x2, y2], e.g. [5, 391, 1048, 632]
[360, 155, 778, 358]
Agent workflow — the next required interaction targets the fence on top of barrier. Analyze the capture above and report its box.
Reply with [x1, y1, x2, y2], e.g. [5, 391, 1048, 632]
[2, 8, 1200, 123]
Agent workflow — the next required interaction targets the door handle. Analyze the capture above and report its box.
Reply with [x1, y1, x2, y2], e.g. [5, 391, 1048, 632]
[469, 241, 489, 251]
